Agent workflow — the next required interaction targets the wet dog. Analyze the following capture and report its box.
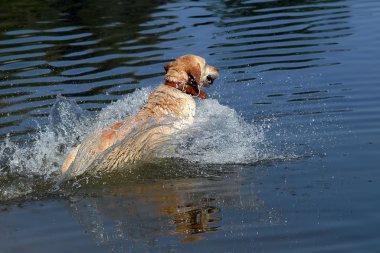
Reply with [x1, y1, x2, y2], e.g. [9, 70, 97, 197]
[61, 54, 219, 177]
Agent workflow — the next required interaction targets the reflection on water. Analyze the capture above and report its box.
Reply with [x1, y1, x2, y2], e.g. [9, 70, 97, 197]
[0, 0, 352, 138]
[68, 167, 276, 251]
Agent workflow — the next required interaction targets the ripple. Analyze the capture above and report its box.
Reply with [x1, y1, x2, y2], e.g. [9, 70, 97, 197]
[0, 61, 47, 71]
[0, 52, 45, 62]
[61, 67, 97, 76]
[49, 53, 130, 67]
[62, 49, 95, 58]
[0, 33, 93, 45]
[15, 69, 52, 77]
[0, 44, 53, 54]
[44, 26, 83, 33]
[4, 29, 39, 36]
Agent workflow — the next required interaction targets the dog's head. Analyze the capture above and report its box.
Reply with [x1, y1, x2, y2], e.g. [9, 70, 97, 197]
[164, 54, 219, 88]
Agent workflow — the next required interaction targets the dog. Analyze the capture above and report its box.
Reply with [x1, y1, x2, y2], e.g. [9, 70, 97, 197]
[61, 54, 219, 177]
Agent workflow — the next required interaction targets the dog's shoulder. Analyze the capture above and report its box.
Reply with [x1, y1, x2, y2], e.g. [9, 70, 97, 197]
[140, 84, 196, 119]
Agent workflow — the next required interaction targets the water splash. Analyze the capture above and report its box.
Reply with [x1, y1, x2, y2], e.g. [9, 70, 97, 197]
[166, 99, 270, 164]
[0, 87, 274, 201]
[1, 97, 89, 178]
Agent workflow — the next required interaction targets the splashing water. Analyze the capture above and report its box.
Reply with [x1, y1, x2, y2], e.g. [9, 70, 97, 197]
[0, 87, 274, 201]
[167, 99, 269, 164]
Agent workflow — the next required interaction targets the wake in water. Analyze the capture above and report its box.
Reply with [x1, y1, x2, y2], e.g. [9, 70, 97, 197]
[0, 87, 274, 201]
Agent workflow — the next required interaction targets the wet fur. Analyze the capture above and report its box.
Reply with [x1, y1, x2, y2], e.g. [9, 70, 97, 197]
[61, 55, 219, 177]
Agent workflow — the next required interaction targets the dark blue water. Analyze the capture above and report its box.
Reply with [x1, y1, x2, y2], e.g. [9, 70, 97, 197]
[1, 0, 380, 252]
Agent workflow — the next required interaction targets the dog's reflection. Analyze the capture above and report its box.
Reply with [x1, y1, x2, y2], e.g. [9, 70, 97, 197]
[67, 168, 274, 251]
[163, 197, 221, 241]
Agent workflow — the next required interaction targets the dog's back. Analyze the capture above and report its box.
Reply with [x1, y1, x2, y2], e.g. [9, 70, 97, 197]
[62, 85, 196, 177]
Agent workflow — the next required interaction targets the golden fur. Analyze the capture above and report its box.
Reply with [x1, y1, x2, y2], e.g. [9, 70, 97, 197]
[61, 55, 219, 176]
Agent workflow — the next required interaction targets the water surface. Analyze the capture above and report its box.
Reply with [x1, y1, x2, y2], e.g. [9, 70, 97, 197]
[1, 0, 380, 252]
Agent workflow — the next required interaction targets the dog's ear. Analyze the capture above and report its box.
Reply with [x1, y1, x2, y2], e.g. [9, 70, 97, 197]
[178, 55, 203, 85]
[164, 60, 188, 83]
[164, 55, 203, 85]
[187, 62, 202, 85]
[164, 62, 173, 73]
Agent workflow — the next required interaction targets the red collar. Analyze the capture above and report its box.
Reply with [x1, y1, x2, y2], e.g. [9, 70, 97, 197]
[164, 81, 208, 99]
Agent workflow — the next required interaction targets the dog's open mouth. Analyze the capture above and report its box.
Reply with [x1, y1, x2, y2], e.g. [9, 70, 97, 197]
[207, 75, 214, 86]
[204, 73, 218, 88]
[203, 74, 218, 88]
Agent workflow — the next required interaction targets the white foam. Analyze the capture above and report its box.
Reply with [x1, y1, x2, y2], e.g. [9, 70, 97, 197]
[0, 88, 152, 180]
[0, 87, 274, 200]
[165, 99, 270, 164]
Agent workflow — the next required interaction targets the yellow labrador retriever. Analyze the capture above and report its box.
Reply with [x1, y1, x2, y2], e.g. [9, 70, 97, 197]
[61, 54, 219, 177]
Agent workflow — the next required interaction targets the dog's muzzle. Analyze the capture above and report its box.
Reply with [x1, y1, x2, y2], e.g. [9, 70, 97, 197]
[207, 75, 215, 85]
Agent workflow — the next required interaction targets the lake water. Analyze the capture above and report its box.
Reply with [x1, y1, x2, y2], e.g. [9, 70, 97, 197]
[1, 0, 380, 252]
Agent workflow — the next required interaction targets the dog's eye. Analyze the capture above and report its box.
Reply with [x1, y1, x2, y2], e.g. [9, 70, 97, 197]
[206, 75, 214, 84]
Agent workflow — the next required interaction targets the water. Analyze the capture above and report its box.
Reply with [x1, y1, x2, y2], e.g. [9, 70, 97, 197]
[1, 0, 380, 252]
